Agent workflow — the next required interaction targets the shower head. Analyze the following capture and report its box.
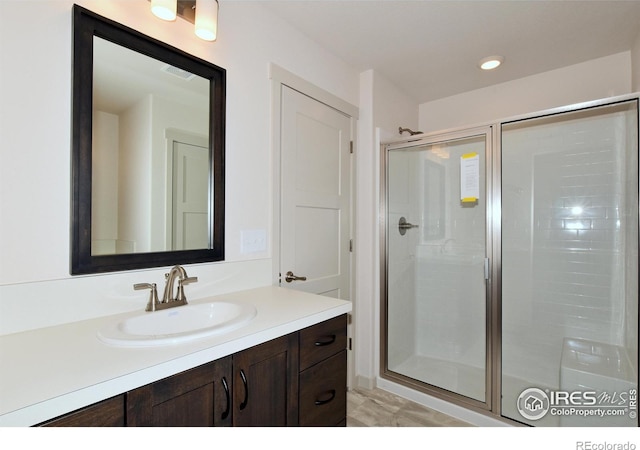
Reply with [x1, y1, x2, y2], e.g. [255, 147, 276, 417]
[399, 127, 422, 136]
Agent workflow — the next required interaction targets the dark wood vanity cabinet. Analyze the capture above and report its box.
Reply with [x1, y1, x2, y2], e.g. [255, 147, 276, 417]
[298, 314, 348, 426]
[126, 357, 232, 427]
[39, 395, 125, 427]
[38, 315, 347, 427]
[232, 333, 299, 426]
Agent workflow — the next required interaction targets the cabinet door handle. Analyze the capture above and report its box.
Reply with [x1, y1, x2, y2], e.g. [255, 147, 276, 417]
[221, 376, 230, 420]
[314, 335, 336, 346]
[239, 369, 249, 410]
[314, 389, 336, 406]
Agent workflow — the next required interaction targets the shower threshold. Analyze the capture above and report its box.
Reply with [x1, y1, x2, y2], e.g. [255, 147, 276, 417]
[389, 354, 485, 402]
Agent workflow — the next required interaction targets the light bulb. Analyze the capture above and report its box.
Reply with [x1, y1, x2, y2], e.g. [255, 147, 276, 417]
[151, 0, 177, 21]
[478, 55, 504, 71]
[195, 0, 219, 41]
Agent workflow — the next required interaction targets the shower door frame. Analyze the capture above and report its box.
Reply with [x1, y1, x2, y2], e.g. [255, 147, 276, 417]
[379, 125, 497, 414]
[380, 92, 640, 425]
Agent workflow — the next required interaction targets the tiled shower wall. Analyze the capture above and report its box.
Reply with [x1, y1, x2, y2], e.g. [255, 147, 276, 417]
[386, 151, 419, 369]
[624, 110, 639, 372]
[415, 139, 486, 368]
[387, 137, 487, 371]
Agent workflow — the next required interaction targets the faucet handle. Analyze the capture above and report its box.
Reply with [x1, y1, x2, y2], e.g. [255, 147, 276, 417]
[176, 277, 198, 303]
[182, 276, 198, 285]
[134, 282, 159, 312]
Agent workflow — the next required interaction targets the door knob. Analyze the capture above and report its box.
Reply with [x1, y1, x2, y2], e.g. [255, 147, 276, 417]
[285, 271, 307, 283]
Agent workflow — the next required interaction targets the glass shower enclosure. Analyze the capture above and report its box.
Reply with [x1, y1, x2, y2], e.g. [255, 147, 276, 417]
[381, 96, 639, 426]
[500, 100, 638, 426]
[382, 127, 493, 410]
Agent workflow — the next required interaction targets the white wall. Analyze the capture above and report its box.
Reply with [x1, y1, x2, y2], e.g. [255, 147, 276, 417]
[0, 0, 359, 335]
[632, 30, 640, 92]
[92, 111, 119, 255]
[354, 70, 419, 388]
[118, 95, 153, 253]
[419, 52, 632, 133]
[373, 72, 419, 137]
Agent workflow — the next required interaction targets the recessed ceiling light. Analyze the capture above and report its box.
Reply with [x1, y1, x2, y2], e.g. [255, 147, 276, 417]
[479, 55, 504, 70]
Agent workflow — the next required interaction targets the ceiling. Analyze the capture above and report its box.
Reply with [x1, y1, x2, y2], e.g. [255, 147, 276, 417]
[257, 0, 640, 103]
[94, 36, 208, 115]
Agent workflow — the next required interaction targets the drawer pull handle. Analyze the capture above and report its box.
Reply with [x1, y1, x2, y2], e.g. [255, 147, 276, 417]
[314, 389, 336, 406]
[314, 335, 336, 346]
[221, 376, 230, 420]
[239, 369, 249, 410]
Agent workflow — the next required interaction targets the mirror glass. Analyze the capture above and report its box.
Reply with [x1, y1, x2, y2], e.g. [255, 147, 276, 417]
[92, 37, 210, 255]
[72, 5, 225, 274]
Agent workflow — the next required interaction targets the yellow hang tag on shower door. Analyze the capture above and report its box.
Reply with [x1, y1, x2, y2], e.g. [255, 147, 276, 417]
[460, 152, 479, 203]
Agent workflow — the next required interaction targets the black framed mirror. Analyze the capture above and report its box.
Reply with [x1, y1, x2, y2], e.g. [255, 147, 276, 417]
[71, 5, 225, 274]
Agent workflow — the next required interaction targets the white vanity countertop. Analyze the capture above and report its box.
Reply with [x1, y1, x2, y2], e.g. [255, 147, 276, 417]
[0, 286, 351, 426]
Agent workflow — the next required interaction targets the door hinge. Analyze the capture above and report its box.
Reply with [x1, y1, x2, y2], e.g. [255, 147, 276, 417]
[484, 258, 490, 280]
[349, 239, 353, 252]
[348, 337, 352, 351]
[349, 141, 354, 154]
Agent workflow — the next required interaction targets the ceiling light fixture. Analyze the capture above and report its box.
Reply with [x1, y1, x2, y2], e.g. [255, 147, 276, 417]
[150, 0, 219, 42]
[151, 0, 177, 21]
[479, 55, 504, 70]
[195, 0, 219, 41]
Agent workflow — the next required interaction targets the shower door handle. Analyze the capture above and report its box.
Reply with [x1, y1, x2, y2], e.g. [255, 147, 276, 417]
[285, 271, 307, 283]
[398, 217, 419, 236]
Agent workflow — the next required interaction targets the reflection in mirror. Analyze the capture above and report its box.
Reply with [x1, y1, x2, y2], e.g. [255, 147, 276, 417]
[72, 5, 225, 274]
[92, 37, 210, 255]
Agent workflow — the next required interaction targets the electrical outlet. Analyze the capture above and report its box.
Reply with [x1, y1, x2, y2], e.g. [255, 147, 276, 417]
[240, 229, 267, 254]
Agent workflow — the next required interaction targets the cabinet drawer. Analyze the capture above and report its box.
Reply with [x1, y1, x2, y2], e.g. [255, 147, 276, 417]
[299, 314, 347, 371]
[299, 350, 346, 426]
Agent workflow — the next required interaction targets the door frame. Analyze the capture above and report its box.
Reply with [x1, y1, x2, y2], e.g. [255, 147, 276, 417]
[269, 64, 358, 386]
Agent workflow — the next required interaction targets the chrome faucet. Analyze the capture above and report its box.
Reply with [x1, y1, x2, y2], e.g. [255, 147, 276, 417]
[162, 265, 187, 303]
[134, 265, 198, 312]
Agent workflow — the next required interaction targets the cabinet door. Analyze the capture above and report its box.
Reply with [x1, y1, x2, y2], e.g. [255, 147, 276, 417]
[126, 357, 232, 427]
[232, 333, 299, 426]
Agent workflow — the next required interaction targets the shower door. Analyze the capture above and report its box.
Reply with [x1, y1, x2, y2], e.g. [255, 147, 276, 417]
[382, 127, 492, 408]
[500, 100, 639, 426]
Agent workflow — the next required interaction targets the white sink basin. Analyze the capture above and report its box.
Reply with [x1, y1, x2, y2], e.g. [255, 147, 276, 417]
[97, 301, 257, 347]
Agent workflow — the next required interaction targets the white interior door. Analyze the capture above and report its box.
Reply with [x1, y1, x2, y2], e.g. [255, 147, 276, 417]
[279, 86, 352, 300]
[172, 141, 208, 250]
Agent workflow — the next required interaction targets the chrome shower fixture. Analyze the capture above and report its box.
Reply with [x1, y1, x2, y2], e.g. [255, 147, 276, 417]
[399, 127, 422, 136]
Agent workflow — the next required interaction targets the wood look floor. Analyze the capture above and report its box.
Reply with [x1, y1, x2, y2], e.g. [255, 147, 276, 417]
[346, 388, 472, 427]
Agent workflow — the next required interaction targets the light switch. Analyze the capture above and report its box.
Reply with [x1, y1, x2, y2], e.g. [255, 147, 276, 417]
[241, 229, 267, 254]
